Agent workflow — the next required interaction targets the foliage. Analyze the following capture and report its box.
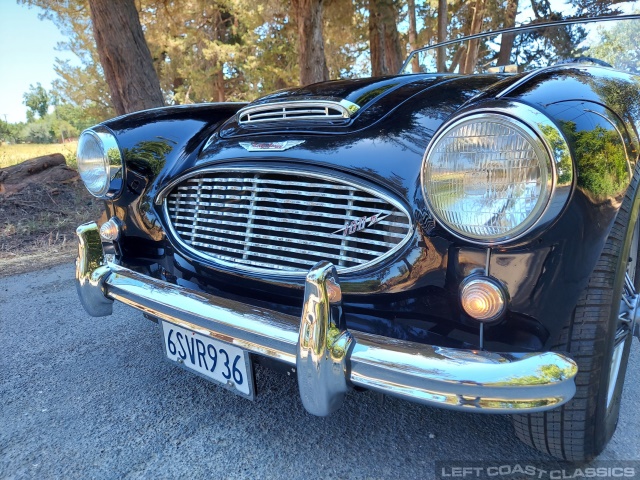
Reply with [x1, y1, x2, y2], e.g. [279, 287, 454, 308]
[585, 18, 640, 73]
[561, 121, 630, 199]
[15, 0, 639, 116]
[20, 0, 370, 109]
[23, 83, 52, 121]
[19, 114, 79, 144]
[0, 121, 24, 144]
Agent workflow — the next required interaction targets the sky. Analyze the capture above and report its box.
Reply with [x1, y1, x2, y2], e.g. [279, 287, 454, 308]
[0, 1, 77, 124]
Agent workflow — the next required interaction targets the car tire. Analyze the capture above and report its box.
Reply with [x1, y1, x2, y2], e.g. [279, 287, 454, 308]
[511, 170, 640, 462]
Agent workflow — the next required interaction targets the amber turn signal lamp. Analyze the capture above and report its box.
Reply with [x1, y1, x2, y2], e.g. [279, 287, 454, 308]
[99, 217, 121, 242]
[460, 277, 506, 322]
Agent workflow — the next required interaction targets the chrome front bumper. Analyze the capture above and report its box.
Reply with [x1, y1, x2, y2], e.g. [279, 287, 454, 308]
[76, 222, 578, 415]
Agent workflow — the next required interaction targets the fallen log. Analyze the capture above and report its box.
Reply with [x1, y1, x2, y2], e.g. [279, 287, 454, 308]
[0, 153, 79, 196]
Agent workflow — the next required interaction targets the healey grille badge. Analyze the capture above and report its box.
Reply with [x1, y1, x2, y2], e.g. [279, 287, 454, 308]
[239, 140, 305, 152]
[334, 212, 390, 236]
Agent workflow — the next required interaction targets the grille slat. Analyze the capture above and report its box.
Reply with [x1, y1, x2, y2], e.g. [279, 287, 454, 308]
[171, 212, 409, 239]
[169, 198, 397, 216]
[185, 178, 355, 190]
[179, 188, 387, 203]
[189, 234, 371, 264]
[165, 169, 413, 274]
[173, 222, 389, 256]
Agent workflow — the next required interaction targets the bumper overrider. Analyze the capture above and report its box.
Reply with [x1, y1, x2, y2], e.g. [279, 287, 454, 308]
[76, 222, 578, 415]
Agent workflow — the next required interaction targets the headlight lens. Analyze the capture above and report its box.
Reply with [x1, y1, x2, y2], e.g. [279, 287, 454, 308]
[77, 127, 122, 197]
[422, 113, 553, 243]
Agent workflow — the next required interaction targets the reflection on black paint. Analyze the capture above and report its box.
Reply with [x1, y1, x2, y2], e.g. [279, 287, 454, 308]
[125, 139, 175, 176]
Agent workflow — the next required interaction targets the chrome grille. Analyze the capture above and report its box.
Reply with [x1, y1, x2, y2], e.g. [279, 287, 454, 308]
[164, 169, 412, 274]
[237, 101, 356, 125]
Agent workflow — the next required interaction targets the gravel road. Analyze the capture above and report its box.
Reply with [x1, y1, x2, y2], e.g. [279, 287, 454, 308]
[1, 263, 639, 479]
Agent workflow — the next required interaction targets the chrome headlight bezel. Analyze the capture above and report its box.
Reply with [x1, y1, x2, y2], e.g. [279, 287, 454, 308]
[77, 126, 123, 198]
[421, 101, 573, 245]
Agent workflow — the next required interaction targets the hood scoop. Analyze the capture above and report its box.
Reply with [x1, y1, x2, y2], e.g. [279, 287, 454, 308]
[237, 99, 360, 125]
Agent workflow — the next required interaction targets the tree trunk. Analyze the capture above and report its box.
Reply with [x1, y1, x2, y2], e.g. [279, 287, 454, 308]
[88, 0, 164, 115]
[369, 0, 403, 76]
[293, 0, 329, 86]
[407, 0, 420, 73]
[461, 0, 486, 74]
[211, 10, 228, 102]
[437, 0, 448, 72]
[497, 0, 519, 66]
[214, 71, 226, 102]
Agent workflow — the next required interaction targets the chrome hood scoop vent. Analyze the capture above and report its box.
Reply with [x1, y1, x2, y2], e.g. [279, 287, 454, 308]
[237, 100, 360, 125]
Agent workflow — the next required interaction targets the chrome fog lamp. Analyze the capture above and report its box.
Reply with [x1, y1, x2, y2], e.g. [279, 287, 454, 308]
[421, 104, 570, 244]
[77, 126, 123, 198]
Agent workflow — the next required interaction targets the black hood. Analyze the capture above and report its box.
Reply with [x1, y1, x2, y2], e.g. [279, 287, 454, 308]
[197, 73, 519, 206]
[218, 73, 515, 138]
[249, 75, 426, 108]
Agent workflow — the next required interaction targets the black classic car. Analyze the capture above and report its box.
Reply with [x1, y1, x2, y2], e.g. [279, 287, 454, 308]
[75, 15, 640, 461]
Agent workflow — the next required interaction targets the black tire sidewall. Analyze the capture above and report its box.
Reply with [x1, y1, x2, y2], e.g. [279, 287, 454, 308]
[593, 218, 637, 453]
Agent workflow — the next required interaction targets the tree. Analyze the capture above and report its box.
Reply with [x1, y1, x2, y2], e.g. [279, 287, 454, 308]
[0, 120, 23, 143]
[323, 0, 368, 79]
[23, 83, 51, 121]
[87, 0, 164, 114]
[461, 0, 487, 73]
[437, 0, 447, 72]
[369, 0, 403, 76]
[21, 0, 115, 122]
[292, 0, 329, 85]
[497, 0, 518, 66]
[242, 2, 298, 93]
[407, 0, 420, 72]
[141, 1, 248, 104]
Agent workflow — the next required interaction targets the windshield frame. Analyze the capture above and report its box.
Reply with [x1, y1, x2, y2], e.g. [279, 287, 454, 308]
[399, 13, 640, 75]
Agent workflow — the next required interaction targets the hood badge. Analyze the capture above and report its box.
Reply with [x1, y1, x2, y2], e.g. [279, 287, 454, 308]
[239, 140, 305, 152]
[334, 212, 390, 236]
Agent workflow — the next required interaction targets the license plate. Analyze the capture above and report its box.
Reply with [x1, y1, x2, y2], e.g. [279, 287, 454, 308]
[161, 321, 253, 398]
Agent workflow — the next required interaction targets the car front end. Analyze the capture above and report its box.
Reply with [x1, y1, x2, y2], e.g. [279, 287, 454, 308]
[74, 15, 640, 461]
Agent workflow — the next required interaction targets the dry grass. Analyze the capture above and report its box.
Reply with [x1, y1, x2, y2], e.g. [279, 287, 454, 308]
[0, 182, 102, 277]
[0, 143, 99, 276]
[0, 142, 78, 169]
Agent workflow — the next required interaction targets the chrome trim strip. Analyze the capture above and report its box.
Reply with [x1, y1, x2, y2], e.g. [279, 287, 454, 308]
[75, 229, 578, 414]
[237, 100, 360, 124]
[156, 165, 414, 277]
[420, 100, 573, 246]
[239, 140, 305, 152]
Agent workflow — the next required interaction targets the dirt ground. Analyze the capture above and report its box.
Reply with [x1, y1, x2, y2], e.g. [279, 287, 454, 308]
[0, 158, 102, 277]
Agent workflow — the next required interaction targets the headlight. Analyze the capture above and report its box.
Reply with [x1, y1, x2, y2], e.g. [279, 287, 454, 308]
[421, 103, 571, 244]
[77, 126, 123, 197]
